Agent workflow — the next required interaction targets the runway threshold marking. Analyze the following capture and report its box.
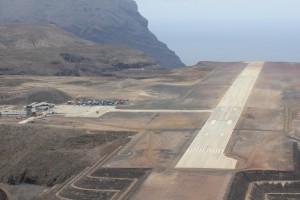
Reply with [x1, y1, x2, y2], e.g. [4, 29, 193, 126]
[176, 62, 263, 169]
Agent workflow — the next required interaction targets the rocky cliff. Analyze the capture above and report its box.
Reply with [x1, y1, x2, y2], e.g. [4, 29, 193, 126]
[0, 0, 185, 68]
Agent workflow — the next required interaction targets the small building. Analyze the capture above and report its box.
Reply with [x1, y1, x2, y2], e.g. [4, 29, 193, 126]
[25, 102, 55, 116]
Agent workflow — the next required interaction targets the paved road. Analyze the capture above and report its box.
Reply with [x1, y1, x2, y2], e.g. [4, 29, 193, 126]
[113, 109, 212, 113]
[176, 62, 263, 169]
[53, 148, 121, 200]
[50, 106, 211, 119]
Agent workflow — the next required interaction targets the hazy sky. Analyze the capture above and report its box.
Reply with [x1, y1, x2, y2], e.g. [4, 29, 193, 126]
[134, 0, 300, 65]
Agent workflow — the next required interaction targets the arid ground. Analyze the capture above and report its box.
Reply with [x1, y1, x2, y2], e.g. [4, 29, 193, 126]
[1, 62, 300, 200]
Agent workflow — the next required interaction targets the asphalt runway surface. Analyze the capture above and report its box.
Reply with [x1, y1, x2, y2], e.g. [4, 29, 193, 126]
[176, 62, 263, 169]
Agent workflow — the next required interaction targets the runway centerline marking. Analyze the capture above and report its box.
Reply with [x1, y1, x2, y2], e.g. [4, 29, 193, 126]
[176, 62, 263, 169]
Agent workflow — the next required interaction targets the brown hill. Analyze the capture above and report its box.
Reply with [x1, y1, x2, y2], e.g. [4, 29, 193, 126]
[0, 24, 157, 76]
[0, 24, 95, 49]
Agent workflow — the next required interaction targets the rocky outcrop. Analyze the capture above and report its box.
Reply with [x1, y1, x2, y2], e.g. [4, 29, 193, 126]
[0, 0, 185, 68]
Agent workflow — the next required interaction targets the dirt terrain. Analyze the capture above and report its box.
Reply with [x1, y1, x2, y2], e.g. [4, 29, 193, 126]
[0, 183, 46, 200]
[0, 124, 135, 187]
[0, 187, 10, 200]
[1, 62, 300, 199]
[226, 63, 300, 171]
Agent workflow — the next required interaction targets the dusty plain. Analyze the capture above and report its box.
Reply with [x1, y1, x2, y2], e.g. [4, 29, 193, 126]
[1, 62, 300, 199]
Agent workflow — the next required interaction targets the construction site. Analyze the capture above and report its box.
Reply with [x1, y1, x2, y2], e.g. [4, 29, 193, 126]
[1, 61, 300, 200]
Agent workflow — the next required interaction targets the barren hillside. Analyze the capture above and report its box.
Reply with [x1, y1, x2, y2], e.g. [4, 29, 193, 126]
[0, 24, 157, 76]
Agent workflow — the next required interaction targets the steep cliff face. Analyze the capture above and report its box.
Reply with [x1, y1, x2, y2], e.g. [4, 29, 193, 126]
[0, 0, 185, 68]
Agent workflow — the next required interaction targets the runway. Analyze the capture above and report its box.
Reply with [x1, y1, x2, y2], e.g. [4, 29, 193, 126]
[176, 62, 263, 169]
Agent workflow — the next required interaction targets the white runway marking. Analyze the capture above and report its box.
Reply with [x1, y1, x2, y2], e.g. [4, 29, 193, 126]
[18, 117, 35, 124]
[176, 62, 263, 169]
